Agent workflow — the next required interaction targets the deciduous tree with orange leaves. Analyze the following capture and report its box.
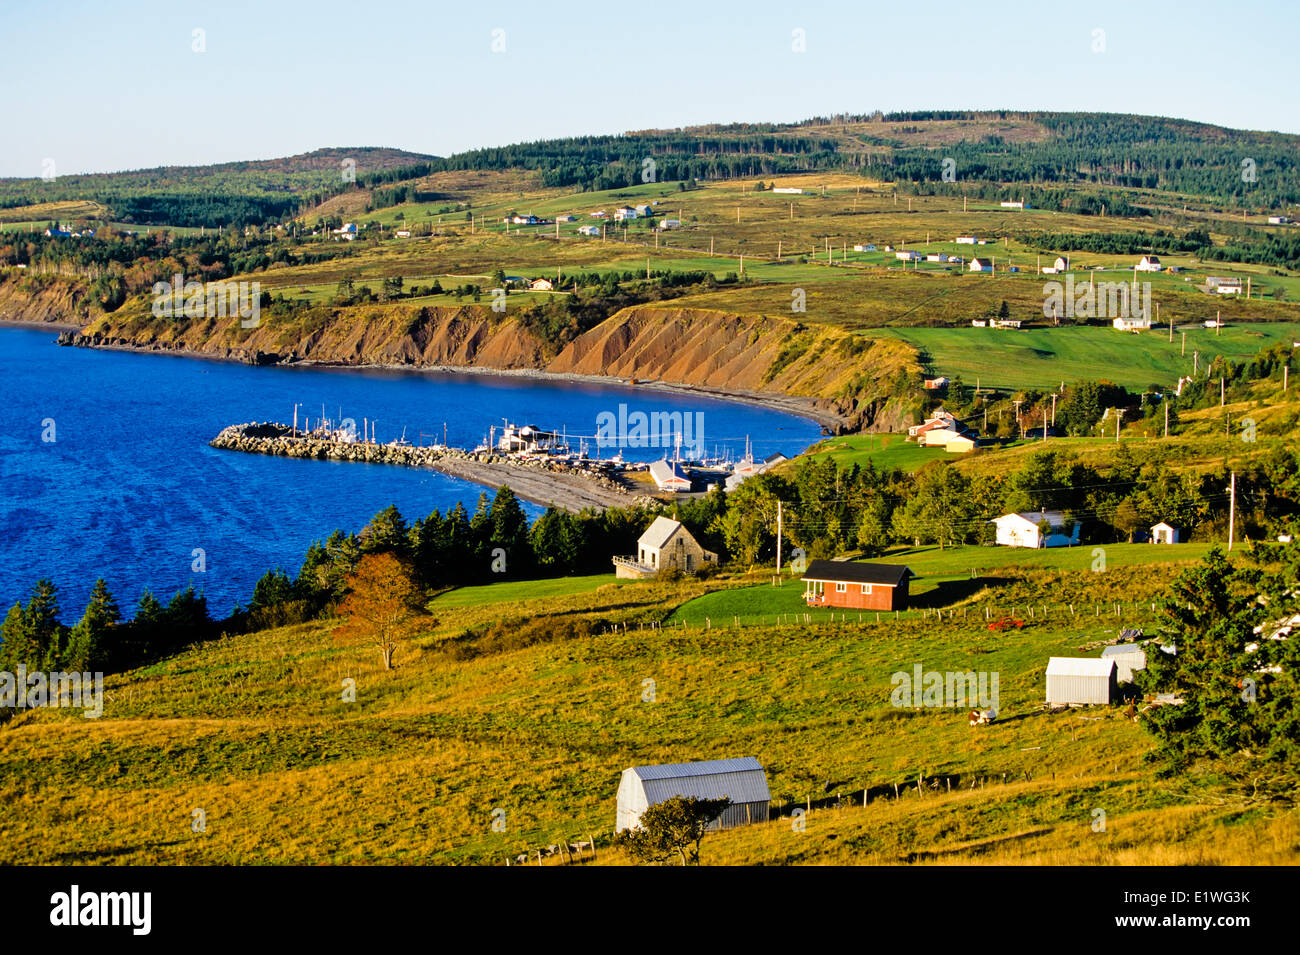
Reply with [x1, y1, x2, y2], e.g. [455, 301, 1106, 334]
[335, 552, 425, 670]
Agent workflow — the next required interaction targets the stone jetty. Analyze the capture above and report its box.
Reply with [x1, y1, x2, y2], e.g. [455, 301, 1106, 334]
[210, 422, 653, 513]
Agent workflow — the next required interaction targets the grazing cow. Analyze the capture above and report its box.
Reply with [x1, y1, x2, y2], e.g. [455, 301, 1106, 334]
[969, 708, 997, 726]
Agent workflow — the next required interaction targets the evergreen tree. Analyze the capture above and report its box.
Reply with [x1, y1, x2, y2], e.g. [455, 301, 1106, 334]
[66, 579, 120, 671]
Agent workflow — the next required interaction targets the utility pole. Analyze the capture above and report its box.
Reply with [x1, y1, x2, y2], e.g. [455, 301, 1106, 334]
[1181, 330, 1186, 355]
[1221, 377, 1226, 407]
[1164, 400, 1169, 438]
[1115, 408, 1121, 443]
[776, 500, 783, 574]
[1228, 472, 1236, 551]
[1051, 393, 1057, 427]
[292, 403, 300, 438]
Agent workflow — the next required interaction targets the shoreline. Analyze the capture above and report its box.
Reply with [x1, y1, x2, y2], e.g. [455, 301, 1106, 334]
[0, 317, 84, 332]
[37, 327, 847, 432]
[210, 422, 657, 513]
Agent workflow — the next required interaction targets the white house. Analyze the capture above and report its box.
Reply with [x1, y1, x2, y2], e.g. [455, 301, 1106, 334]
[616, 757, 770, 833]
[555, 214, 578, 223]
[577, 225, 601, 237]
[925, 253, 949, 262]
[613, 515, 717, 579]
[969, 257, 993, 272]
[1135, 255, 1162, 272]
[853, 244, 876, 252]
[613, 206, 638, 221]
[394, 229, 411, 238]
[332, 222, 358, 240]
[1268, 215, 1291, 225]
[1046, 657, 1117, 706]
[956, 236, 978, 245]
[1214, 282, 1243, 295]
[944, 435, 977, 454]
[658, 219, 681, 230]
[634, 204, 654, 217]
[895, 250, 921, 261]
[529, 278, 554, 291]
[1151, 521, 1179, 544]
[772, 187, 803, 194]
[989, 318, 1021, 329]
[1000, 200, 1025, 209]
[990, 511, 1081, 548]
[589, 210, 608, 218]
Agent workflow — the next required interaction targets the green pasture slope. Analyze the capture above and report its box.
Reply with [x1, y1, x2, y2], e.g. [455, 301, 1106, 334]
[869, 322, 1300, 391]
[666, 543, 1216, 627]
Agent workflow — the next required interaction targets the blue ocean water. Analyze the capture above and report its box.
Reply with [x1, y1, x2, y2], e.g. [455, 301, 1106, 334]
[0, 327, 821, 616]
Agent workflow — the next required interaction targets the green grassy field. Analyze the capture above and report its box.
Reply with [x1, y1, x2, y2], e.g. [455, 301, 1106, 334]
[2, 543, 1290, 867]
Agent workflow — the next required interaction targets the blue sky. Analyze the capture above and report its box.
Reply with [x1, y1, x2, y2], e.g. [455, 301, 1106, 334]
[2, 0, 1296, 177]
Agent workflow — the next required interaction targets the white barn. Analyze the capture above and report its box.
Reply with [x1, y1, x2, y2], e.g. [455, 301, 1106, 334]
[616, 757, 771, 833]
[1101, 644, 1147, 683]
[990, 511, 1081, 548]
[1046, 657, 1117, 705]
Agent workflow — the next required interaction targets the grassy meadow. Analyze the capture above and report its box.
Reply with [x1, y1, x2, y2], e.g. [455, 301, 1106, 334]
[3, 542, 1290, 867]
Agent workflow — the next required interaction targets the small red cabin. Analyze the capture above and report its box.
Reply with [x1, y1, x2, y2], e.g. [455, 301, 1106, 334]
[801, 559, 912, 612]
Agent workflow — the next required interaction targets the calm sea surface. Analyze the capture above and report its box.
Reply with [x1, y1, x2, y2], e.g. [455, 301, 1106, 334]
[0, 327, 820, 615]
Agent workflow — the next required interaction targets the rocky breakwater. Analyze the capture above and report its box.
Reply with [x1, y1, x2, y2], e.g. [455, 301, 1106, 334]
[210, 422, 652, 513]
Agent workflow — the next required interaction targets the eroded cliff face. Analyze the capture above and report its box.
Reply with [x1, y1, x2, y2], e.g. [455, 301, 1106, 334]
[50, 298, 920, 433]
[0, 276, 99, 327]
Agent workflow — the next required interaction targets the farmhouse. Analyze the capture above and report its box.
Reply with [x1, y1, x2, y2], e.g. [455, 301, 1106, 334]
[853, 243, 876, 252]
[955, 235, 978, 244]
[907, 409, 962, 439]
[801, 559, 912, 611]
[577, 225, 601, 236]
[613, 206, 638, 221]
[616, 757, 770, 833]
[923, 376, 949, 390]
[613, 516, 717, 579]
[1101, 644, 1147, 683]
[648, 459, 693, 493]
[1135, 255, 1162, 272]
[969, 257, 994, 272]
[658, 219, 681, 230]
[896, 250, 921, 261]
[394, 229, 411, 238]
[1151, 521, 1179, 544]
[1046, 657, 1117, 706]
[332, 222, 358, 240]
[1000, 200, 1025, 209]
[772, 187, 803, 194]
[990, 511, 1081, 549]
[529, 278, 554, 291]
[555, 214, 578, 223]
[634, 204, 654, 216]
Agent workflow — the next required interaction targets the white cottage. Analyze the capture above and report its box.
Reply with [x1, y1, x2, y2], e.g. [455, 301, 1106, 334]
[616, 757, 771, 832]
[990, 511, 1081, 548]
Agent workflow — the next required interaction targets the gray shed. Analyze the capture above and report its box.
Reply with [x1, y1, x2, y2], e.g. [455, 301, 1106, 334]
[1045, 657, 1117, 705]
[616, 757, 770, 833]
[1101, 644, 1147, 683]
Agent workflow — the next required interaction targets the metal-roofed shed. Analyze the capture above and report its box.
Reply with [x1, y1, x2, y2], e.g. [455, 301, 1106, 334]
[616, 757, 770, 833]
[1101, 644, 1147, 683]
[1045, 657, 1117, 705]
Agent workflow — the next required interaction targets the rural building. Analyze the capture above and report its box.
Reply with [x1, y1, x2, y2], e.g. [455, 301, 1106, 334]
[989, 317, 1022, 328]
[496, 422, 560, 454]
[971, 319, 988, 327]
[529, 278, 554, 291]
[1046, 657, 1117, 705]
[921, 427, 966, 447]
[991, 511, 1081, 549]
[613, 516, 717, 579]
[1214, 281, 1243, 295]
[332, 222, 358, 240]
[1101, 644, 1147, 683]
[1151, 521, 1180, 544]
[853, 243, 876, 252]
[1136, 255, 1162, 272]
[923, 376, 949, 390]
[634, 204, 654, 216]
[1000, 200, 1025, 209]
[895, 250, 921, 261]
[1268, 215, 1291, 225]
[944, 435, 976, 453]
[589, 210, 608, 218]
[969, 257, 993, 272]
[578, 225, 601, 236]
[616, 757, 771, 832]
[648, 459, 693, 492]
[724, 452, 786, 492]
[555, 214, 577, 223]
[956, 235, 978, 244]
[613, 206, 638, 221]
[658, 219, 681, 230]
[801, 559, 912, 611]
[1113, 315, 1152, 332]
[394, 229, 411, 238]
[772, 187, 803, 194]
[908, 410, 963, 439]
